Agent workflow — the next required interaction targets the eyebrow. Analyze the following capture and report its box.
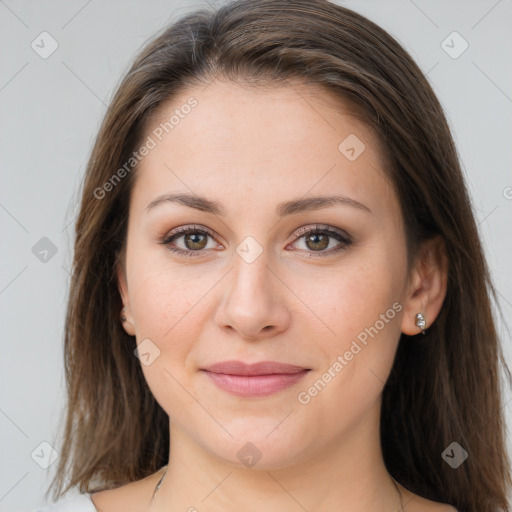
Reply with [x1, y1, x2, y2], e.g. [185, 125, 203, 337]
[145, 192, 372, 217]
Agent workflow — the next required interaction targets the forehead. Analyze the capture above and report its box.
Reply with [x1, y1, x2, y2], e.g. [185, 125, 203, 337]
[131, 79, 397, 221]
[146, 79, 379, 157]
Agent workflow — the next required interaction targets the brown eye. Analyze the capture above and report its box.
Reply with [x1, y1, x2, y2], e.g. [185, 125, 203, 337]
[161, 226, 218, 257]
[183, 232, 208, 250]
[290, 225, 353, 256]
[304, 233, 330, 251]
[161, 224, 352, 258]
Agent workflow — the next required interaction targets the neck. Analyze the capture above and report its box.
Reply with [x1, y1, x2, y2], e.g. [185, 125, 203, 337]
[150, 402, 403, 512]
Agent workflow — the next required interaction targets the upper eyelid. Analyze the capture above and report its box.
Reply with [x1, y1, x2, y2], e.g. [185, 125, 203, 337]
[293, 224, 352, 241]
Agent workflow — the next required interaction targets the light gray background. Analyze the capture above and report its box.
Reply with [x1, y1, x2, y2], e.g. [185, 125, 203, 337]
[1, 0, 511, 510]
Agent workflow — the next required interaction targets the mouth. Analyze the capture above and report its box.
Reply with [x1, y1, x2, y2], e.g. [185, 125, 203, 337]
[201, 360, 311, 397]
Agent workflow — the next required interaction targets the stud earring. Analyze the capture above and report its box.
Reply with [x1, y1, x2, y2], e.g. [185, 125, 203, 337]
[415, 312, 427, 335]
[120, 307, 127, 322]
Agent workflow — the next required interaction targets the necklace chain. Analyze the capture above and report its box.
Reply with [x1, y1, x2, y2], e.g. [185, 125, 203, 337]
[150, 466, 403, 511]
[150, 465, 168, 503]
[391, 477, 405, 511]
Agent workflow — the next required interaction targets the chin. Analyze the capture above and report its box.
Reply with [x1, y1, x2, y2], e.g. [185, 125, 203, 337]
[199, 419, 313, 470]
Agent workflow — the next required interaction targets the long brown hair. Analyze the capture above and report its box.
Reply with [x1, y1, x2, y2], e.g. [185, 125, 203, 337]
[48, 1, 511, 510]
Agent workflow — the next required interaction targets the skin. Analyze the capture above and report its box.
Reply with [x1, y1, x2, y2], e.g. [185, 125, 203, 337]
[92, 79, 454, 511]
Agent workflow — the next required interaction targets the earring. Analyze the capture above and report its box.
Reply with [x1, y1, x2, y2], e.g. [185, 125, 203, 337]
[120, 307, 127, 322]
[415, 313, 427, 335]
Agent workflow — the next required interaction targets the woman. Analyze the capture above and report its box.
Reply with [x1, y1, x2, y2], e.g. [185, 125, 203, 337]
[34, 0, 511, 510]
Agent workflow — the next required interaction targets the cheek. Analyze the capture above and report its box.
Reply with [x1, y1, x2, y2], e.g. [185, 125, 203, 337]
[126, 263, 202, 386]
[128, 265, 208, 417]
[298, 248, 404, 409]
[128, 254, 211, 341]
[306, 255, 404, 349]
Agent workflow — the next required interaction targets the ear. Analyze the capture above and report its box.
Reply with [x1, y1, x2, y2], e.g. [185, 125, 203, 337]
[116, 255, 136, 336]
[401, 235, 449, 335]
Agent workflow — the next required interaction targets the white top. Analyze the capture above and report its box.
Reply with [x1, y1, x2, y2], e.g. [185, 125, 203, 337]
[32, 494, 97, 512]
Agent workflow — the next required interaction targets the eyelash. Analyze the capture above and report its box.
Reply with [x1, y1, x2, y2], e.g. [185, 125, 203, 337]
[160, 224, 352, 258]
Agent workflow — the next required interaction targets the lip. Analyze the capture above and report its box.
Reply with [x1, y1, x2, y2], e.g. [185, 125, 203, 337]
[201, 360, 310, 397]
[203, 360, 309, 375]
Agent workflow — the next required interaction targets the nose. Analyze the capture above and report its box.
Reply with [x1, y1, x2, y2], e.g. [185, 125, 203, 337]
[213, 251, 291, 341]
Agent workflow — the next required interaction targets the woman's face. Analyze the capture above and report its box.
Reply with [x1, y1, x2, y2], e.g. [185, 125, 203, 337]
[117, 79, 413, 468]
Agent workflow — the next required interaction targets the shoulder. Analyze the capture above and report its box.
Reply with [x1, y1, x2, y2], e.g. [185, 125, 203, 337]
[421, 505, 458, 512]
[32, 494, 97, 512]
[410, 495, 458, 511]
[408, 498, 459, 511]
[397, 482, 458, 512]
[90, 466, 167, 512]
[407, 496, 458, 511]
[33, 466, 166, 512]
